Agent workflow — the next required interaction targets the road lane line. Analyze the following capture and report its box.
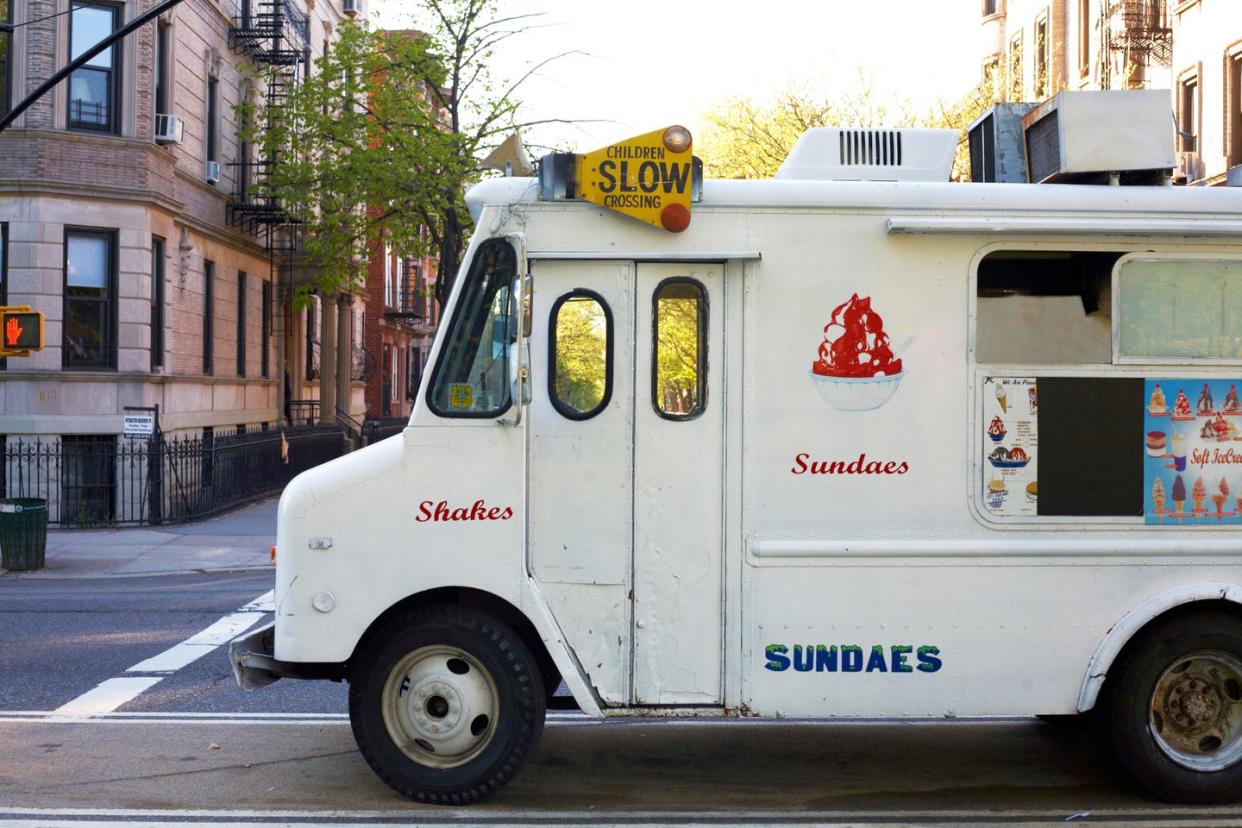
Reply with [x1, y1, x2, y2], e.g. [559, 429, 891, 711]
[51, 677, 163, 717]
[126, 610, 266, 673]
[51, 590, 270, 717]
[239, 589, 275, 612]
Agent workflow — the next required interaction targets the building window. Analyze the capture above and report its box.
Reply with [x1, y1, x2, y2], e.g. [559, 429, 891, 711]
[1009, 32, 1024, 101]
[1, 0, 11, 116]
[64, 229, 116, 370]
[236, 271, 247, 377]
[203, 259, 214, 375]
[206, 76, 219, 169]
[383, 244, 394, 308]
[1180, 72, 1199, 152]
[61, 435, 117, 525]
[151, 236, 165, 372]
[305, 298, 317, 378]
[1034, 14, 1049, 98]
[1079, 0, 1091, 78]
[983, 0, 997, 15]
[68, 1, 120, 132]
[408, 346, 421, 400]
[261, 279, 271, 377]
[154, 21, 171, 117]
[1228, 51, 1242, 167]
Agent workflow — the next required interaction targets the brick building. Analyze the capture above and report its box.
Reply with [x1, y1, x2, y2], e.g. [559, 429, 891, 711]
[975, 0, 1242, 184]
[0, 0, 363, 523]
[361, 231, 439, 423]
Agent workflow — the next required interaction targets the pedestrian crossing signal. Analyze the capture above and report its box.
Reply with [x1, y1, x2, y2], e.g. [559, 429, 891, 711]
[0, 306, 44, 356]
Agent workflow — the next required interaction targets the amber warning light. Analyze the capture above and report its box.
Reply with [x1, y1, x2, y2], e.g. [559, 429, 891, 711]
[538, 125, 703, 233]
[0, 306, 44, 356]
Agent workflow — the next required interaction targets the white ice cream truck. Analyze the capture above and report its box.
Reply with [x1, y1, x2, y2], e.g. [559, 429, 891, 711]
[232, 96, 1242, 804]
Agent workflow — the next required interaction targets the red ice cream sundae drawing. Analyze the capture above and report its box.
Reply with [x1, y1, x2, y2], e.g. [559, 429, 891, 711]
[987, 416, 1006, 441]
[809, 294, 907, 411]
[1172, 389, 1194, 420]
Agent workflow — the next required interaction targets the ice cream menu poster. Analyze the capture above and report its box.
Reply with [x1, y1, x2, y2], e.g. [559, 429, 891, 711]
[1145, 379, 1242, 526]
[982, 378, 1038, 517]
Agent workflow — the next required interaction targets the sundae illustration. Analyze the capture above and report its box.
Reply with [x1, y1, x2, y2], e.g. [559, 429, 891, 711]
[1225, 385, 1240, 415]
[1201, 419, 1218, 440]
[1026, 481, 1037, 503]
[1209, 413, 1235, 442]
[1152, 477, 1166, 516]
[1173, 389, 1194, 420]
[986, 476, 1007, 509]
[809, 294, 906, 411]
[1146, 430, 1167, 458]
[1213, 478, 1230, 519]
[1198, 384, 1215, 416]
[987, 445, 1030, 468]
[1148, 384, 1168, 416]
[1172, 474, 1187, 516]
[987, 416, 1007, 442]
[1193, 476, 1207, 516]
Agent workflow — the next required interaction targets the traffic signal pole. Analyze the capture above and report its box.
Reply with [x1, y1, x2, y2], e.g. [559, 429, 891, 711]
[0, 0, 189, 135]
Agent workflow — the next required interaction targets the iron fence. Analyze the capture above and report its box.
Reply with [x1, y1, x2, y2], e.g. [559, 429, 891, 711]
[363, 418, 407, 444]
[0, 426, 346, 528]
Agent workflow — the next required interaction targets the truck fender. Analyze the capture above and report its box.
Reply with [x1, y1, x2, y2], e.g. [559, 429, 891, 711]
[520, 576, 604, 717]
[1077, 581, 1242, 712]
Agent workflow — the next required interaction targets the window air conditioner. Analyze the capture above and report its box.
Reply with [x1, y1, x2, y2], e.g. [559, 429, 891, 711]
[154, 113, 183, 144]
[343, 0, 358, 15]
[205, 160, 221, 184]
[966, 103, 1036, 183]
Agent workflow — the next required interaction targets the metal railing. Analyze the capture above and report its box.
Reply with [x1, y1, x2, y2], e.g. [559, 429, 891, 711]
[0, 426, 346, 528]
[288, 399, 320, 426]
[363, 418, 408, 444]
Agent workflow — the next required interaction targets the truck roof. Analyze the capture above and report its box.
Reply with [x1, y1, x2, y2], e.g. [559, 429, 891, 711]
[466, 176, 1242, 223]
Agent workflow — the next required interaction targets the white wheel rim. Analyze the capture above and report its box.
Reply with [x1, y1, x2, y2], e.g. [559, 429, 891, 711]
[380, 645, 499, 769]
[1149, 649, 1242, 772]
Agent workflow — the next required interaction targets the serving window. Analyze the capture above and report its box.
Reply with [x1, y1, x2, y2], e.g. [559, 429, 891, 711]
[974, 251, 1242, 525]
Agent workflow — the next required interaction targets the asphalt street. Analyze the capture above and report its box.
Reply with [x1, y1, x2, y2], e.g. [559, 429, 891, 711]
[3, 572, 1242, 827]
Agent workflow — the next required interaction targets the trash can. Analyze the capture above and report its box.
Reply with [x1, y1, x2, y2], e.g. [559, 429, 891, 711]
[0, 498, 49, 571]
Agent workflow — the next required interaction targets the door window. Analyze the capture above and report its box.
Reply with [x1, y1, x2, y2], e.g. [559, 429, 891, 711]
[653, 278, 707, 419]
[549, 290, 612, 420]
[427, 239, 516, 417]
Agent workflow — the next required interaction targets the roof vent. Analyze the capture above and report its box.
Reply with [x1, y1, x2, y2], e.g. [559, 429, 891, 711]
[775, 128, 958, 182]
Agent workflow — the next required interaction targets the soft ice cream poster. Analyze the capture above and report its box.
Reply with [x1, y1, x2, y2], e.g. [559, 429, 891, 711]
[1145, 379, 1242, 525]
[982, 378, 1038, 517]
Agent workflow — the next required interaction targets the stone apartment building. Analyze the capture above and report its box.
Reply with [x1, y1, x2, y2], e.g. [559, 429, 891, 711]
[976, 0, 1241, 184]
[0, 0, 363, 523]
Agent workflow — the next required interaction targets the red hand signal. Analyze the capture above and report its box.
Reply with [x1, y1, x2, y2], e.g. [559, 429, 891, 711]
[5, 316, 22, 348]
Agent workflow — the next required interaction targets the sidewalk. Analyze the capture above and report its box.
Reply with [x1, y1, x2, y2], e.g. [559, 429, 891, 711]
[0, 497, 277, 579]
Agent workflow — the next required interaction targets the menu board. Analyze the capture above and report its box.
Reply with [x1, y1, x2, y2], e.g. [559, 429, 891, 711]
[1145, 379, 1242, 525]
[982, 378, 1038, 517]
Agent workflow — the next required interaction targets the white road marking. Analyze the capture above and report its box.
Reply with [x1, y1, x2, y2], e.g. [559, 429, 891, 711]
[50, 591, 270, 718]
[50, 677, 164, 717]
[126, 611, 266, 673]
[238, 590, 275, 612]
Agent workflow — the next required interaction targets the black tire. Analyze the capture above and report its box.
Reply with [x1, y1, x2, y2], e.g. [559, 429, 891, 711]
[348, 604, 546, 804]
[1104, 609, 1242, 804]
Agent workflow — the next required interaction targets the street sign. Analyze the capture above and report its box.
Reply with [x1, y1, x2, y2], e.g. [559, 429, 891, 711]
[123, 414, 155, 438]
[0, 306, 44, 357]
[576, 126, 698, 232]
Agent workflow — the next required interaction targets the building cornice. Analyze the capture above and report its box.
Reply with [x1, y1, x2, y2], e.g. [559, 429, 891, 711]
[0, 370, 279, 386]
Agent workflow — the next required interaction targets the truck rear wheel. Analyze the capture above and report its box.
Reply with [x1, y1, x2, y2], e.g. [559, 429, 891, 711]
[1105, 610, 1242, 804]
[348, 605, 545, 804]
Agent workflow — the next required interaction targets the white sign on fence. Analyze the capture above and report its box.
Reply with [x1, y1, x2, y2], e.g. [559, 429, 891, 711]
[123, 414, 155, 438]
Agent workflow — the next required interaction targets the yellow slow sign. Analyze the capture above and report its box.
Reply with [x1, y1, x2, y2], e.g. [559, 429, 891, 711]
[576, 125, 694, 233]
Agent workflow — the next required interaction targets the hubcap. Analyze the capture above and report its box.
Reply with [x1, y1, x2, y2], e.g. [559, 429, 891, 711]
[381, 646, 499, 769]
[1149, 650, 1242, 772]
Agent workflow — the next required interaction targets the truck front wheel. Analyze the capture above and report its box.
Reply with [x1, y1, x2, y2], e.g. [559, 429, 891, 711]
[1105, 610, 1242, 803]
[348, 605, 546, 804]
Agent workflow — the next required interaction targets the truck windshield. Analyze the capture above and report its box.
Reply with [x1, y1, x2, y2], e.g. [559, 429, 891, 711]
[427, 238, 516, 417]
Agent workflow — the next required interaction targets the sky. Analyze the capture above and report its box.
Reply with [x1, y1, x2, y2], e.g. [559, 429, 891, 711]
[372, 1, 981, 155]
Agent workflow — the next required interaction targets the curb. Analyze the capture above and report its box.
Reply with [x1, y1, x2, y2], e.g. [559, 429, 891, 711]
[0, 563, 276, 581]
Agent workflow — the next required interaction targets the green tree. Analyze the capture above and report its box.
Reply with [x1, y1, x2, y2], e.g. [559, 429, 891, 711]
[243, 1, 579, 305]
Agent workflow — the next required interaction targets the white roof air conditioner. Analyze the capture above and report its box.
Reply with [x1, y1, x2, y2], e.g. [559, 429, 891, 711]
[1022, 90, 1175, 183]
[775, 128, 958, 183]
[205, 160, 221, 184]
[154, 113, 183, 144]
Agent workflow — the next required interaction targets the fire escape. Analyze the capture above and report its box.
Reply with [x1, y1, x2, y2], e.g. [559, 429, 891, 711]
[225, 0, 309, 314]
[1099, 0, 1172, 90]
